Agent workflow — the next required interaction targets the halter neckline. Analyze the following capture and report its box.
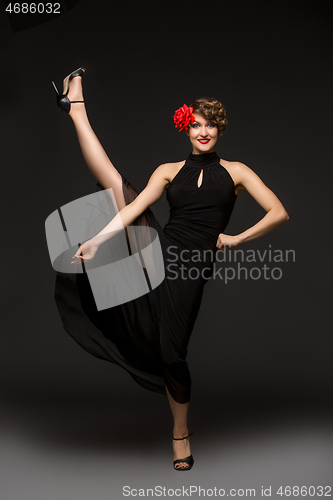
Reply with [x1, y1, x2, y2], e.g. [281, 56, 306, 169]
[186, 151, 219, 168]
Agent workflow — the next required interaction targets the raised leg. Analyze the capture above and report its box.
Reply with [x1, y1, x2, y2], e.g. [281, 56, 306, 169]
[166, 385, 192, 470]
[67, 75, 126, 211]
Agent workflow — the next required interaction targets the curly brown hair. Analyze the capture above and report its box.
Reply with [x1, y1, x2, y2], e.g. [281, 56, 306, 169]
[190, 97, 227, 135]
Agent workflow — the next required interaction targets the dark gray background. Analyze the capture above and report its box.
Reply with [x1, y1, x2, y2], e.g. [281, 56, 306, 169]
[1, 1, 332, 498]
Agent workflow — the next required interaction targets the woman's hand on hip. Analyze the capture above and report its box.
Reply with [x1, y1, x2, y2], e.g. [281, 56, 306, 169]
[216, 233, 240, 252]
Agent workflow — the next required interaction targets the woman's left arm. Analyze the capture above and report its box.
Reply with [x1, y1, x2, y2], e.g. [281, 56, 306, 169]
[216, 162, 289, 250]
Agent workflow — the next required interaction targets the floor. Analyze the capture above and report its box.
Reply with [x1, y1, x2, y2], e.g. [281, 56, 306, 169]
[1, 387, 332, 500]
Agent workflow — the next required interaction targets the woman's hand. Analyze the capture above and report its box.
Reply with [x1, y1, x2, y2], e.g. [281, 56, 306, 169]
[216, 233, 240, 252]
[71, 239, 99, 264]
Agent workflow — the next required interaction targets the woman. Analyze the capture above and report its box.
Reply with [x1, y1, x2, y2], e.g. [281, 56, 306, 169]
[52, 68, 289, 471]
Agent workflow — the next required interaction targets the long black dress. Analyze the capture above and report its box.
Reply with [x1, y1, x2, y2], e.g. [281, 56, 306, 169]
[54, 151, 237, 404]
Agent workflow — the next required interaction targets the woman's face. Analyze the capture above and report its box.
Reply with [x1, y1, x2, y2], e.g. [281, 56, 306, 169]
[186, 112, 218, 154]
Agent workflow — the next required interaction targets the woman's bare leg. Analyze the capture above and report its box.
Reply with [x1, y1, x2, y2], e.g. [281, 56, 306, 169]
[66, 75, 126, 211]
[166, 385, 192, 470]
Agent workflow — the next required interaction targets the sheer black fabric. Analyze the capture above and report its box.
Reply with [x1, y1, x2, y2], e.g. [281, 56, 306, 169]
[54, 151, 237, 403]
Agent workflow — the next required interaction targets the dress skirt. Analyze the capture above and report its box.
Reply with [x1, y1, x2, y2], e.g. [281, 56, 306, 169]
[54, 175, 204, 404]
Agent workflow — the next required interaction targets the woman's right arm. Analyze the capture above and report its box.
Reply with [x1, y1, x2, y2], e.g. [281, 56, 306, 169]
[72, 164, 171, 262]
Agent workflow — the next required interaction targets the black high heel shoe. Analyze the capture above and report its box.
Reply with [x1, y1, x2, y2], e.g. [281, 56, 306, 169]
[173, 433, 194, 471]
[52, 67, 85, 114]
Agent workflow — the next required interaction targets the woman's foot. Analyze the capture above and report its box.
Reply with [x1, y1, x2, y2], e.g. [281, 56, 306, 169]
[67, 75, 85, 116]
[173, 434, 192, 470]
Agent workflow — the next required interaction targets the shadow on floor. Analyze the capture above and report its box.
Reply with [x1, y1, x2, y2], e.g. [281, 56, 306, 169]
[2, 384, 332, 452]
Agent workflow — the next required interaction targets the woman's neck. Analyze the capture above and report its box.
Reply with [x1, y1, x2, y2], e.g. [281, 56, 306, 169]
[191, 150, 215, 155]
[191, 147, 215, 155]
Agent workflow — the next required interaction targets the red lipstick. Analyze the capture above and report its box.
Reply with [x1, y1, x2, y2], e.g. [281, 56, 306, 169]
[198, 139, 210, 144]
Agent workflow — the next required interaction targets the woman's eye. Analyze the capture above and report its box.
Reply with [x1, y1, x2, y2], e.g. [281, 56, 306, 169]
[193, 123, 199, 128]
[208, 123, 214, 128]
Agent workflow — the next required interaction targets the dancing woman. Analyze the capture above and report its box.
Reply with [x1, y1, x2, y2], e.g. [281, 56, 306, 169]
[52, 68, 289, 471]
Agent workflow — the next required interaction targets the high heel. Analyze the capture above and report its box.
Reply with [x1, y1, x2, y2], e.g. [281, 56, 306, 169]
[52, 67, 85, 114]
[172, 432, 194, 471]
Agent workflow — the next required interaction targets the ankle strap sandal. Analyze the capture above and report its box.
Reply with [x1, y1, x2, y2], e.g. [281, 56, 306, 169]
[172, 433, 194, 471]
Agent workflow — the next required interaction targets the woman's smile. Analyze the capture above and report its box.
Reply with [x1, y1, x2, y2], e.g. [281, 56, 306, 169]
[186, 112, 218, 154]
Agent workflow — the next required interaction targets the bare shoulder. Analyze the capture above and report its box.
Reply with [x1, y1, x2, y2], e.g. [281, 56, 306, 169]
[155, 160, 186, 186]
[219, 159, 257, 194]
[219, 159, 252, 178]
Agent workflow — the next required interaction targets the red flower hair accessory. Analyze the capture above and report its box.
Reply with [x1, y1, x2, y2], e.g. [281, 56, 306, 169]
[173, 104, 195, 132]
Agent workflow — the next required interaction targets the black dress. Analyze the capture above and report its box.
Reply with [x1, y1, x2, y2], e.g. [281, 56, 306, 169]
[54, 151, 237, 404]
